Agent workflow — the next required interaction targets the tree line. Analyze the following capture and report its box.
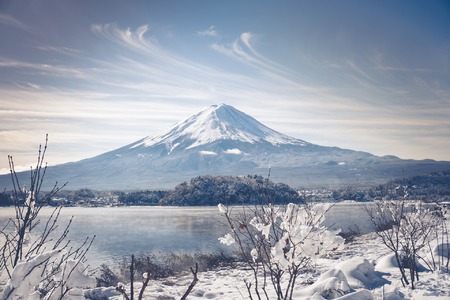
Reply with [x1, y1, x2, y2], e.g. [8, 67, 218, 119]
[2, 170, 449, 207]
[1, 175, 302, 206]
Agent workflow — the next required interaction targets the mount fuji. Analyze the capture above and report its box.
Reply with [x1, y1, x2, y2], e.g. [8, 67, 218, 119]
[2, 104, 450, 190]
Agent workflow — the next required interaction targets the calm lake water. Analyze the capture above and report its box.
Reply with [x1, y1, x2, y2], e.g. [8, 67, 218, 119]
[0, 203, 373, 268]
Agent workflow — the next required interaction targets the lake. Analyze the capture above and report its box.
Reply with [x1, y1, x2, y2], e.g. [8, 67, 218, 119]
[0, 203, 374, 268]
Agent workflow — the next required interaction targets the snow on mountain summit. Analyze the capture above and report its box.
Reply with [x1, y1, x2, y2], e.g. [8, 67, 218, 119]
[3, 104, 449, 191]
[131, 104, 308, 151]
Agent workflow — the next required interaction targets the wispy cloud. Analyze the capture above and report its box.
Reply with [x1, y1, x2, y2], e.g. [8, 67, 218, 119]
[91, 24, 219, 79]
[15, 82, 41, 90]
[376, 66, 432, 73]
[0, 58, 96, 80]
[91, 23, 165, 57]
[86, 24, 329, 109]
[212, 32, 310, 88]
[371, 52, 433, 74]
[345, 59, 372, 81]
[36, 46, 82, 55]
[0, 13, 30, 32]
[197, 25, 218, 37]
[211, 32, 263, 67]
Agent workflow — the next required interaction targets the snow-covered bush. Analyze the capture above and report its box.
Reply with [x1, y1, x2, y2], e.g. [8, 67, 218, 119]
[2, 250, 96, 300]
[218, 202, 345, 300]
[0, 136, 95, 299]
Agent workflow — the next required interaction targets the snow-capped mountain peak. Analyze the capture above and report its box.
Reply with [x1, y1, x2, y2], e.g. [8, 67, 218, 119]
[131, 104, 307, 151]
[3, 103, 449, 191]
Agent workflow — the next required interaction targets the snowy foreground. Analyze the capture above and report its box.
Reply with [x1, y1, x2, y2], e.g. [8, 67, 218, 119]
[2, 202, 450, 300]
[84, 232, 450, 300]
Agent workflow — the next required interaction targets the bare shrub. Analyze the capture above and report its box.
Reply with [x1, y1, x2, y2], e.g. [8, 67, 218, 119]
[364, 198, 440, 289]
[420, 203, 450, 273]
[338, 225, 363, 244]
[97, 251, 235, 287]
[0, 136, 95, 299]
[114, 254, 203, 300]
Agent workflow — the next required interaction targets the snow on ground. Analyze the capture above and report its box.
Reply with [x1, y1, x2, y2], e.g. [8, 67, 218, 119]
[2, 205, 449, 300]
[85, 232, 450, 300]
[2, 232, 449, 299]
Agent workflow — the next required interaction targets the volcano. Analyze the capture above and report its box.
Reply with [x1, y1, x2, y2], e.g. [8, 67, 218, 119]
[1, 104, 449, 190]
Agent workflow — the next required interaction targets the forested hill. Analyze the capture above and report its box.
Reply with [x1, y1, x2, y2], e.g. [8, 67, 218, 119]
[159, 175, 303, 206]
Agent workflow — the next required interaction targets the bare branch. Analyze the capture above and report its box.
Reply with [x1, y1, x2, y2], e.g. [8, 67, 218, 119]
[180, 262, 199, 300]
[138, 257, 151, 300]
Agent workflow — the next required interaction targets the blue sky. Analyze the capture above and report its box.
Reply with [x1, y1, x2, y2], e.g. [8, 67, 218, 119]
[1, 0, 449, 173]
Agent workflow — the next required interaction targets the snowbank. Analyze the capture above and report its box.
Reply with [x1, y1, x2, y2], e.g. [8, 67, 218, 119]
[334, 257, 389, 289]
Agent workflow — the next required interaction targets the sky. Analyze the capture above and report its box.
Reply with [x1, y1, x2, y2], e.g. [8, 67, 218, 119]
[1, 0, 449, 173]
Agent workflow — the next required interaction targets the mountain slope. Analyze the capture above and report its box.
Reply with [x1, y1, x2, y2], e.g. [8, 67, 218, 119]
[1, 104, 450, 190]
